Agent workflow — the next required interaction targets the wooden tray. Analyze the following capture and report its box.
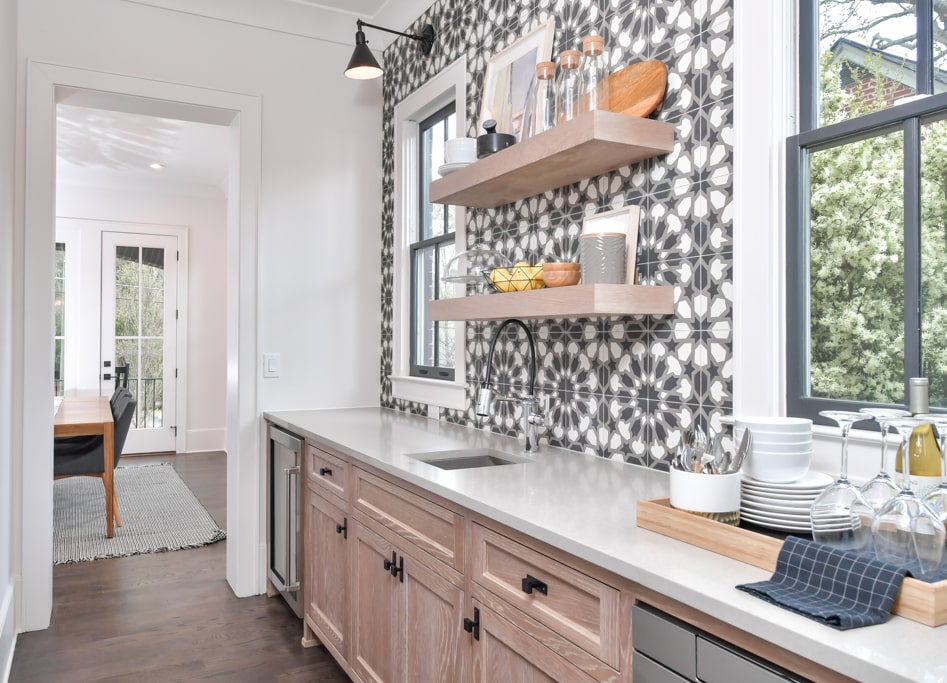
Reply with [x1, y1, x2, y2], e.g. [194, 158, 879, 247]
[637, 497, 947, 627]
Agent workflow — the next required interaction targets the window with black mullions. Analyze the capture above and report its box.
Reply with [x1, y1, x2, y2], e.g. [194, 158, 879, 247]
[788, 0, 947, 419]
[411, 103, 456, 381]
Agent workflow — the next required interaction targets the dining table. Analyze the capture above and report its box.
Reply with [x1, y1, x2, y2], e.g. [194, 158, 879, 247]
[53, 395, 116, 538]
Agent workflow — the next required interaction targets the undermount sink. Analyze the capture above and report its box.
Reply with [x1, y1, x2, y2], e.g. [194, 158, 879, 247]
[409, 448, 532, 470]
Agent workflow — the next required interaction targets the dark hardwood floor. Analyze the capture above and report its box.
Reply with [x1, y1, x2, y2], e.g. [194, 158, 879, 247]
[10, 451, 350, 682]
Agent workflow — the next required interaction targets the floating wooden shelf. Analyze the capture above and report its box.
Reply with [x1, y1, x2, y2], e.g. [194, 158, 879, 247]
[430, 110, 674, 208]
[428, 284, 674, 321]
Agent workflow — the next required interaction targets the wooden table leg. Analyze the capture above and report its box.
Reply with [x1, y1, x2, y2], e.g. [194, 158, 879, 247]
[103, 422, 115, 538]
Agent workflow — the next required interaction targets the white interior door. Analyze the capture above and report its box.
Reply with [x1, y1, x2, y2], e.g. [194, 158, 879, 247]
[101, 231, 179, 453]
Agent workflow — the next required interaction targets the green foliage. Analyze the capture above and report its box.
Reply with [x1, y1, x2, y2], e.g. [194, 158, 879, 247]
[809, 53, 947, 405]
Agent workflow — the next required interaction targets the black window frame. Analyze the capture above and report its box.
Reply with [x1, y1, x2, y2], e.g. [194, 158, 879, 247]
[788, 0, 947, 421]
[409, 102, 456, 382]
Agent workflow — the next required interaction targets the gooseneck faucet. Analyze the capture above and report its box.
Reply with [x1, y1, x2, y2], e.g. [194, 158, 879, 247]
[476, 318, 545, 452]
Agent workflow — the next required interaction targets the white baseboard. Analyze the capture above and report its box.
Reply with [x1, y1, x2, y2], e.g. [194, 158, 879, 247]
[185, 428, 225, 453]
[0, 581, 16, 683]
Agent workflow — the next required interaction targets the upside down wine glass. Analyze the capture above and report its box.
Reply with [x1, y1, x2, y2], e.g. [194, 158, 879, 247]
[810, 411, 874, 553]
[872, 417, 945, 579]
[858, 407, 909, 510]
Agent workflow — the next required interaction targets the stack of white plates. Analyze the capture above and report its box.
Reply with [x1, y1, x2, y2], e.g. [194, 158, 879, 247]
[740, 471, 834, 532]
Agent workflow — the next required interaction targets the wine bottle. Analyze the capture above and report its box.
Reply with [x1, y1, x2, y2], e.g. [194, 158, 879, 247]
[895, 377, 942, 493]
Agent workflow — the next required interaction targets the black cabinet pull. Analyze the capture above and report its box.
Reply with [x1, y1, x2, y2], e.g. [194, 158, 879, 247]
[383, 550, 395, 572]
[390, 554, 404, 582]
[335, 518, 347, 539]
[463, 607, 480, 641]
[319, 467, 333, 477]
[521, 574, 548, 595]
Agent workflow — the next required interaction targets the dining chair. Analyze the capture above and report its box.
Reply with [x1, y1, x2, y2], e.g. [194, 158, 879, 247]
[53, 392, 138, 527]
[55, 387, 132, 453]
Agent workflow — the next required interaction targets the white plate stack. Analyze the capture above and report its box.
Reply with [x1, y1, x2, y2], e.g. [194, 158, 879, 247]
[737, 417, 813, 483]
[740, 471, 834, 532]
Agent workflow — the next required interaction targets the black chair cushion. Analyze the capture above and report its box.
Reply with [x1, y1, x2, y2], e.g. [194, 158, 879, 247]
[54, 395, 137, 477]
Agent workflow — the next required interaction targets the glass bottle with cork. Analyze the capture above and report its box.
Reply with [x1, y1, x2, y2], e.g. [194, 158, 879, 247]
[528, 60, 557, 138]
[556, 49, 582, 124]
[579, 34, 610, 112]
[896, 377, 942, 493]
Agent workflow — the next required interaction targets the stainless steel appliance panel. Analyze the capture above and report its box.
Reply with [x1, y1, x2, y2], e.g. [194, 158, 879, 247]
[268, 424, 302, 617]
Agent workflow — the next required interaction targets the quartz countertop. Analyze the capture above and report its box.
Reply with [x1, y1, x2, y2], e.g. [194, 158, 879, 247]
[264, 407, 946, 683]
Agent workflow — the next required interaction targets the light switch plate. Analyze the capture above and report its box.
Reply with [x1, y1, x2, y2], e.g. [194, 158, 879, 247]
[263, 352, 280, 378]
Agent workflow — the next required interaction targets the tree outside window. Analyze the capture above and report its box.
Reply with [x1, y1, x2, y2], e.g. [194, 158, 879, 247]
[791, 0, 947, 416]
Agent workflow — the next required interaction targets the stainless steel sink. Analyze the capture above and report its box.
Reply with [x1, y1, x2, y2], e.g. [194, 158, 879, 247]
[409, 448, 532, 470]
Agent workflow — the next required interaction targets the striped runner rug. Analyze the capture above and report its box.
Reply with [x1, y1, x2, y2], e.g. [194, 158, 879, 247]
[53, 463, 226, 564]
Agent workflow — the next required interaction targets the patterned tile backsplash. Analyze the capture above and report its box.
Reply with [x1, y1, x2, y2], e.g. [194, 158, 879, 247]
[380, 0, 733, 470]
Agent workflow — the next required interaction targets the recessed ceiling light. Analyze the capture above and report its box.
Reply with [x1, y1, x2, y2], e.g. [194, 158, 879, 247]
[149, 162, 164, 170]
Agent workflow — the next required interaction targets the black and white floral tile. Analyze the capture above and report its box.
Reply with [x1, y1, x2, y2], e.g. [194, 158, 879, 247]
[379, 0, 734, 470]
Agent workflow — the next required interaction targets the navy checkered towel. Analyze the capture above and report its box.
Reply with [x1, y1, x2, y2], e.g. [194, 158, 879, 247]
[736, 536, 908, 630]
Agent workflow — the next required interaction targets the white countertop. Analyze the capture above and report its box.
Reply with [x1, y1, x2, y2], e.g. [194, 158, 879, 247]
[264, 407, 947, 683]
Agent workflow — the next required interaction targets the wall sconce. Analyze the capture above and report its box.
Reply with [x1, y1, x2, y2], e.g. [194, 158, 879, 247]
[344, 19, 436, 80]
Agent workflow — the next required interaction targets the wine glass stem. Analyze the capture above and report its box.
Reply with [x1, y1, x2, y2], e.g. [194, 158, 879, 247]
[879, 423, 888, 473]
[839, 422, 851, 481]
[900, 432, 912, 492]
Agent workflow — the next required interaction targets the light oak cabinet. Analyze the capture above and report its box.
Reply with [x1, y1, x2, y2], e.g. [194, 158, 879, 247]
[303, 484, 348, 662]
[350, 515, 464, 683]
[300, 439, 854, 683]
[465, 599, 599, 683]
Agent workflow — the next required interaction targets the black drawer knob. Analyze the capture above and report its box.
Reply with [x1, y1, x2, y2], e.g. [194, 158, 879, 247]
[521, 574, 548, 595]
[319, 467, 333, 477]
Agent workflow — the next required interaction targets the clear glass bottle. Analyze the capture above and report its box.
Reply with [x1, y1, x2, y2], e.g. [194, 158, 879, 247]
[556, 49, 582, 125]
[896, 377, 942, 492]
[580, 35, 609, 112]
[528, 61, 557, 138]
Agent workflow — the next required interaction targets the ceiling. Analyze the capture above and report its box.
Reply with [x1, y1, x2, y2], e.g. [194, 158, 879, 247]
[57, 104, 230, 193]
[58, 0, 427, 195]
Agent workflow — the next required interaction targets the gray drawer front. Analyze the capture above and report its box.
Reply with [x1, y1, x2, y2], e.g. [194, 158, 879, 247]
[634, 652, 693, 683]
[633, 604, 697, 680]
[697, 636, 798, 683]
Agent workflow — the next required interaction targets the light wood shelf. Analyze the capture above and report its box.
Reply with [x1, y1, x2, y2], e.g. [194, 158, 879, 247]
[428, 284, 674, 321]
[430, 110, 674, 209]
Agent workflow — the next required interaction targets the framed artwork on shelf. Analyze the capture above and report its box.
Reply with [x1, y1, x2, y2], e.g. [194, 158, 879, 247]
[479, 18, 556, 142]
[582, 205, 641, 284]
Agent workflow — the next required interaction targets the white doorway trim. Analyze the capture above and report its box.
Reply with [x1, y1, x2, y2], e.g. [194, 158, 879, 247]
[17, 61, 263, 631]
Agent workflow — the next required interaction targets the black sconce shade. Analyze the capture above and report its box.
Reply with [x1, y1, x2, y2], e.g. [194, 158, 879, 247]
[344, 20, 436, 80]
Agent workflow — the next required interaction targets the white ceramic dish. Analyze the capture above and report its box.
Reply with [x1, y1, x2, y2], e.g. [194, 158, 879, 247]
[741, 491, 817, 508]
[742, 470, 833, 491]
[741, 498, 813, 515]
[736, 416, 813, 432]
[743, 452, 813, 484]
[437, 161, 473, 176]
[744, 435, 813, 449]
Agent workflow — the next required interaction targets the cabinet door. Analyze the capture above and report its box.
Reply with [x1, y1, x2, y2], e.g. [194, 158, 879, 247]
[468, 602, 598, 683]
[401, 548, 464, 683]
[351, 521, 400, 683]
[305, 486, 348, 660]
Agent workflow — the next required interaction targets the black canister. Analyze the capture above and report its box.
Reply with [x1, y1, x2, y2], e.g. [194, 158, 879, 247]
[477, 119, 516, 158]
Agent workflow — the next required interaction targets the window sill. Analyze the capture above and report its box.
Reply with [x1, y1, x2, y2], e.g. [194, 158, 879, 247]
[391, 374, 466, 411]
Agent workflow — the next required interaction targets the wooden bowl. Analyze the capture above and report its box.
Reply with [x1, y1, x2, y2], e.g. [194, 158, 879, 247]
[543, 269, 581, 287]
[542, 262, 580, 272]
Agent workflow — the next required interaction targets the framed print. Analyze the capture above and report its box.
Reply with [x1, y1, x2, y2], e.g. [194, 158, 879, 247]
[582, 205, 641, 284]
[480, 19, 556, 141]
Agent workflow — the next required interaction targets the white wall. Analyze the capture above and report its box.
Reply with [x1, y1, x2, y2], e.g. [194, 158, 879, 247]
[14, 0, 382, 630]
[57, 184, 229, 452]
[0, 0, 16, 676]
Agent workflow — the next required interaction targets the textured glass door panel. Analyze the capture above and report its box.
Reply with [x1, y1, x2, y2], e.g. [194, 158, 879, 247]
[102, 232, 178, 453]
